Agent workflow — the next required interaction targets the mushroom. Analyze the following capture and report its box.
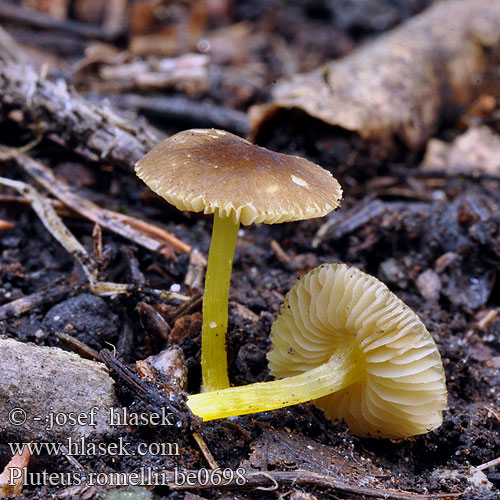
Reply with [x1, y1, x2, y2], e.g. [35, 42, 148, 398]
[187, 263, 447, 438]
[135, 129, 342, 391]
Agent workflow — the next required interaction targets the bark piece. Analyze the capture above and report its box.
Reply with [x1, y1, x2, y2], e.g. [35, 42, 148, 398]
[0, 337, 117, 442]
[249, 427, 382, 481]
[250, 0, 500, 151]
[0, 57, 162, 171]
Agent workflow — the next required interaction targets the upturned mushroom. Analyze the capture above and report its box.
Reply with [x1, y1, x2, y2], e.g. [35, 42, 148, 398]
[135, 129, 342, 391]
[187, 263, 447, 438]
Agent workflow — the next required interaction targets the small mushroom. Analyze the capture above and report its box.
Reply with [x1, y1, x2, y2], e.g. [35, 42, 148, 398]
[187, 263, 447, 438]
[135, 129, 342, 391]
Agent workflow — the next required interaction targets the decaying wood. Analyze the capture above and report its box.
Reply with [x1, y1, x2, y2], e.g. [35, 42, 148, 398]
[0, 2, 121, 41]
[0, 337, 117, 442]
[250, 0, 500, 152]
[165, 293, 203, 324]
[0, 147, 191, 258]
[100, 350, 195, 433]
[89, 53, 210, 95]
[0, 282, 70, 320]
[184, 248, 206, 289]
[116, 94, 249, 137]
[422, 125, 500, 175]
[312, 199, 386, 247]
[56, 332, 104, 363]
[192, 432, 219, 470]
[138, 302, 172, 342]
[0, 57, 162, 171]
[0, 219, 13, 230]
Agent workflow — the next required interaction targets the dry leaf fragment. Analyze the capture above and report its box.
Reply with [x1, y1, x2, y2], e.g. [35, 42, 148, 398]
[250, 0, 500, 151]
[422, 126, 500, 175]
[0, 446, 30, 498]
[0, 219, 14, 231]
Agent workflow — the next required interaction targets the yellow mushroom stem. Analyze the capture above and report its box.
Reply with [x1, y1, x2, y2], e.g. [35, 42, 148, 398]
[201, 212, 240, 392]
[188, 343, 363, 420]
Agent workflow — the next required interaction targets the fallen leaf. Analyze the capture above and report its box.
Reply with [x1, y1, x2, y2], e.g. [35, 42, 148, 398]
[250, 0, 500, 153]
[0, 446, 31, 498]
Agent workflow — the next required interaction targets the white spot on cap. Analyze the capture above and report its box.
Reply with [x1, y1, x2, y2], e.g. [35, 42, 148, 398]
[291, 175, 308, 187]
[209, 322, 217, 328]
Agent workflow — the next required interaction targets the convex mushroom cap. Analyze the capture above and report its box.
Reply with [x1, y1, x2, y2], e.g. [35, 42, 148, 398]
[268, 263, 448, 438]
[134, 129, 342, 225]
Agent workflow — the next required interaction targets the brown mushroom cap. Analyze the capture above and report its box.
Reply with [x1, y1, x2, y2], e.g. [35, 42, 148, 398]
[135, 129, 342, 225]
[268, 263, 447, 438]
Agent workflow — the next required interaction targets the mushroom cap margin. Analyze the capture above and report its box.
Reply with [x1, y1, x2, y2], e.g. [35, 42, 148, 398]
[135, 129, 342, 225]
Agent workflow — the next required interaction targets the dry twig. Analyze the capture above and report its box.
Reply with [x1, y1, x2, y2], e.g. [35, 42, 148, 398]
[192, 432, 220, 470]
[111, 468, 460, 499]
[0, 175, 141, 297]
[0, 58, 162, 171]
[0, 147, 191, 258]
[116, 94, 249, 137]
[0, 282, 70, 320]
[0, 2, 121, 40]
[476, 457, 500, 472]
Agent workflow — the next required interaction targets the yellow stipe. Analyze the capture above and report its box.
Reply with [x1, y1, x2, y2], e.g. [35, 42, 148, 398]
[189, 344, 361, 420]
[201, 213, 240, 392]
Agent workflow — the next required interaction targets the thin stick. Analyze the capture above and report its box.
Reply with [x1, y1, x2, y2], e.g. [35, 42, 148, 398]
[1, 147, 191, 257]
[0, 283, 70, 320]
[476, 456, 500, 471]
[0, 219, 14, 230]
[116, 94, 249, 137]
[0, 176, 127, 297]
[0, 176, 95, 281]
[0, 2, 120, 40]
[192, 432, 220, 470]
[150, 468, 462, 499]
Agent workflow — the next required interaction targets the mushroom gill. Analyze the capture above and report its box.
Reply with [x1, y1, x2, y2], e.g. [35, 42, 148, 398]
[187, 263, 447, 439]
[268, 263, 447, 438]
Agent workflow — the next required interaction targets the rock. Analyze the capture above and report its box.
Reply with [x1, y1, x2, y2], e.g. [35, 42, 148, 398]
[416, 269, 441, 302]
[43, 293, 119, 349]
[0, 337, 117, 442]
[431, 466, 493, 492]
